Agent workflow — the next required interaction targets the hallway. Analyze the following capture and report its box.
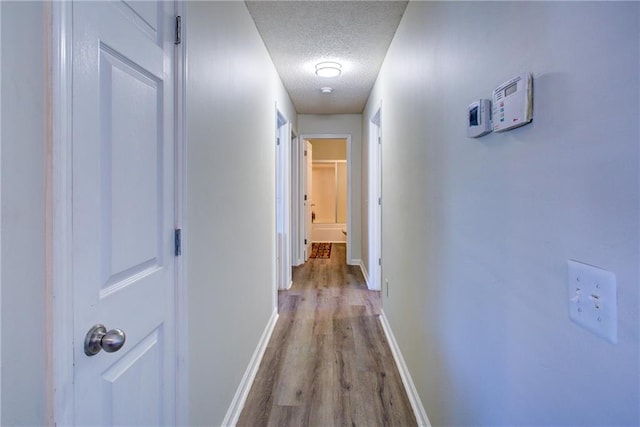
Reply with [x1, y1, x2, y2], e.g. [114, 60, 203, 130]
[238, 244, 417, 426]
[2, 1, 638, 425]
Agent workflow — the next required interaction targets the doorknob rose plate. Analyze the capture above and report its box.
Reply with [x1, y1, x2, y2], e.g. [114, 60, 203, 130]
[85, 324, 107, 356]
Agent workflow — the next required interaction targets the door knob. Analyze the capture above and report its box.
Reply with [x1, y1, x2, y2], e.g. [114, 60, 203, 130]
[84, 324, 126, 356]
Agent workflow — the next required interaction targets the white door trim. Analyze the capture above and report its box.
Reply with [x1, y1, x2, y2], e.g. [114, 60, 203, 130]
[0, 2, 3, 422]
[275, 109, 292, 294]
[297, 139, 313, 264]
[303, 140, 313, 262]
[50, 2, 186, 423]
[368, 108, 382, 290]
[290, 131, 302, 266]
[50, 2, 74, 424]
[173, 2, 188, 424]
[298, 133, 354, 264]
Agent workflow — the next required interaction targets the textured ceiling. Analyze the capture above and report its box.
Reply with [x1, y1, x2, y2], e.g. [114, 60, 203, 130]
[245, 1, 408, 114]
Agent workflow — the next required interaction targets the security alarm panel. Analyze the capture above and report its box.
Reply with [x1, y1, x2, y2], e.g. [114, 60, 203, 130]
[466, 99, 492, 138]
[492, 73, 533, 132]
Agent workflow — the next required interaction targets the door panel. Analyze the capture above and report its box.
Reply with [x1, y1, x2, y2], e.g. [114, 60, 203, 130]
[72, 1, 176, 425]
[101, 46, 163, 289]
[101, 327, 163, 426]
[305, 141, 313, 258]
[119, 1, 160, 41]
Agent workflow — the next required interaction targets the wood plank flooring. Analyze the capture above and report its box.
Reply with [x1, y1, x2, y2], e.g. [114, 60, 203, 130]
[238, 243, 417, 426]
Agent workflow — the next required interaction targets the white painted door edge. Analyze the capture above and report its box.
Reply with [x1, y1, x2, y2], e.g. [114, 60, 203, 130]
[0, 2, 3, 422]
[50, 2, 75, 424]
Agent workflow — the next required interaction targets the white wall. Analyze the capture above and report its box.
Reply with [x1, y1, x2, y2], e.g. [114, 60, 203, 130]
[1, 2, 47, 425]
[185, 2, 296, 424]
[298, 114, 362, 262]
[363, 2, 639, 425]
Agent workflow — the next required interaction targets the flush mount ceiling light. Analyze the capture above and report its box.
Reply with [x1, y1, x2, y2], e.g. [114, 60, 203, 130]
[320, 87, 333, 94]
[315, 61, 342, 78]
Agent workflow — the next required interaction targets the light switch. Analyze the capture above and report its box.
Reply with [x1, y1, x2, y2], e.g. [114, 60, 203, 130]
[567, 260, 617, 344]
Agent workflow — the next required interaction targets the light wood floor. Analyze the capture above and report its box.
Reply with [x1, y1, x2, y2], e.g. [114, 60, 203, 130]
[238, 243, 417, 426]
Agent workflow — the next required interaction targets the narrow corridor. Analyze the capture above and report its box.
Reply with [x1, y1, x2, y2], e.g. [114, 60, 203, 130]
[238, 243, 417, 426]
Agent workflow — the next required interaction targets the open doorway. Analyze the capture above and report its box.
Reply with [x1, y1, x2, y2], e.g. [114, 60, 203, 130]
[297, 134, 352, 264]
[309, 139, 347, 243]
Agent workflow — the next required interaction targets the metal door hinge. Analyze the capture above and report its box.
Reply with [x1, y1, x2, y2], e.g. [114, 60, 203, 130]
[304, 239, 307, 245]
[378, 137, 381, 144]
[277, 137, 280, 145]
[304, 150, 307, 156]
[378, 197, 382, 205]
[175, 16, 182, 45]
[304, 194, 307, 201]
[378, 258, 382, 266]
[174, 229, 182, 256]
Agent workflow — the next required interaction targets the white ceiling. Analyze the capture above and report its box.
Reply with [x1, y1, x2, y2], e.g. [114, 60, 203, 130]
[245, 1, 409, 114]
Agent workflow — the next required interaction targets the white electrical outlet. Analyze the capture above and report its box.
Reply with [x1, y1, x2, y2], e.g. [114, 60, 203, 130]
[567, 260, 617, 344]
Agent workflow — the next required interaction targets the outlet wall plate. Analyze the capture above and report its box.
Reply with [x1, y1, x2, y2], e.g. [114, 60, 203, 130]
[567, 260, 617, 344]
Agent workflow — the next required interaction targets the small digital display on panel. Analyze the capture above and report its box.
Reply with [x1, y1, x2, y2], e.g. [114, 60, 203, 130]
[504, 82, 517, 97]
[469, 106, 479, 126]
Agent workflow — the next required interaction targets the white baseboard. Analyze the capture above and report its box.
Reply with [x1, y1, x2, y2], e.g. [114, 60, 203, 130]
[222, 309, 279, 427]
[358, 260, 371, 289]
[379, 310, 431, 427]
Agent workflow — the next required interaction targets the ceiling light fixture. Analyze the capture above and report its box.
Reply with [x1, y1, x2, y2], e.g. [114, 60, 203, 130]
[320, 87, 333, 94]
[315, 61, 342, 78]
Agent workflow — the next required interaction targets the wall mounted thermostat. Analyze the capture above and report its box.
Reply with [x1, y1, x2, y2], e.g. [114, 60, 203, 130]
[492, 73, 533, 132]
[466, 99, 492, 138]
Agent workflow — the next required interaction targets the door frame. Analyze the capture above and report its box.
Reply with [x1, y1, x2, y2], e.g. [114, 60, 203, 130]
[49, 2, 187, 424]
[174, 2, 188, 424]
[275, 109, 292, 292]
[0, 3, 3, 422]
[290, 130, 302, 266]
[298, 133, 353, 264]
[368, 108, 382, 291]
[50, 3, 74, 423]
[293, 138, 311, 266]
[303, 140, 313, 262]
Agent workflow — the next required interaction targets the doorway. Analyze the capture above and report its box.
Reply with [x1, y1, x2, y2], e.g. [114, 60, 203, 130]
[310, 139, 347, 243]
[298, 134, 352, 264]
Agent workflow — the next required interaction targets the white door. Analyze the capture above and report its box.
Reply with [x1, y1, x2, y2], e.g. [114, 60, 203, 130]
[72, 1, 177, 424]
[305, 141, 313, 259]
[369, 115, 382, 290]
[276, 118, 291, 289]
